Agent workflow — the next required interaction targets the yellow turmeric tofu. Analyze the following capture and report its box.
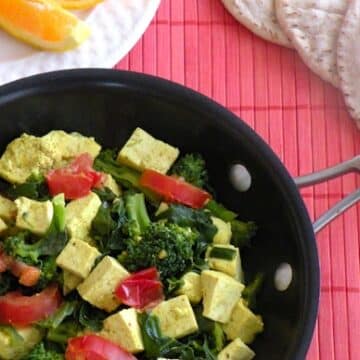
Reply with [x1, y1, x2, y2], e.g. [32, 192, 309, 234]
[0, 218, 7, 234]
[152, 295, 198, 339]
[0, 131, 101, 184]
[65, 192, 101, 241]
[211, 217, 232, 245]
[201, 270, 244, 323]
[0, 194, 17, 221]
[63, 270, 83, 295]
[218, 338, 255, 360]
[77, 256, 129, 312]
[15, 197, 53, 235]
[56, 238, 101, 279]
[101, 308, 144, 353]
[176, 272, 202, 304]
[223, 300, 264, 344]
[117, 128, 179, 173]
[103, 174, 122, 196]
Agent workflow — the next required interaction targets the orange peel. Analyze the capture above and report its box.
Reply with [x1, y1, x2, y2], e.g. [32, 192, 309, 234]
[56, 0, 104, 10]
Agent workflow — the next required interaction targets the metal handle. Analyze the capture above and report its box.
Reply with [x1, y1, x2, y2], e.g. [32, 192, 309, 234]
[294, 155, 360, 234]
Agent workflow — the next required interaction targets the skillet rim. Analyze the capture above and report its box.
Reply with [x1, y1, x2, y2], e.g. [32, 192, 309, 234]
[0, 69, 319, 359]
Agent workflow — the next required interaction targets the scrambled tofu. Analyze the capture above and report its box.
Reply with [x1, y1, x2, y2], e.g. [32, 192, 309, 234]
[56, 238, 101, 279]
[77, 256, 129, 312]
[15, 197, 53, 235]
[218, 338, 255, 360]
[117, 128, 179, 174]
[176, 272, 202, 304]
[212, 217, 232, 245]
[152, 295, 198, 339]
[206, 244, 243, 280]
[0, 195, 16, 222]
[63, 270, 83, 295]
[103, 174, 121, 196]
[65, 192, 101, 241]
[201, 270, 244, 323]
[223, 300, 264, 344]
[0, 131, 101, 184]
[0, 218, 8, 234]
[101, 308, 144, 353]
[0, 326, 43, 360]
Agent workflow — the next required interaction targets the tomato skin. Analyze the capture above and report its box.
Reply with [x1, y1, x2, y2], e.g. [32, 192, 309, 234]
[46, 153, 105, 200]
[0, 284, 62, 326]
[115, 268, 164, 310]
[66, 335, 137, 360]
[139, 170, 211, 209]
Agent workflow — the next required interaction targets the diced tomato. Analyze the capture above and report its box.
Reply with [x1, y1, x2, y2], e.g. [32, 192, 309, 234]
[0, 250, 40, 287]
[9, 260, 41, 287]
[46, 153, 105, 200]
[66, 335, 137, 360]
[139, 169, 211, 209]
[115, 268, 164, 310]
[0, 284, 62, 326]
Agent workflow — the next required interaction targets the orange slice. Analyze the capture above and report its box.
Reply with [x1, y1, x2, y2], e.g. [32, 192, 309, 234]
[56, 0, 104, 10]
[0, 0, 90, 51]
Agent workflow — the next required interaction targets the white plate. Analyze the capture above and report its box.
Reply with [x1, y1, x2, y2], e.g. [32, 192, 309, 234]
[0, 0, 161, 85]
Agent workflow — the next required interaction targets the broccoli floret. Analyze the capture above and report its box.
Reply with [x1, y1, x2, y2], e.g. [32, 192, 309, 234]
[24, 342, 63, 360]
[230, 220, 257, 248]
[171, 153, 209, 188]
[124, 192, 151, 238]
[120, 222, 197, 281]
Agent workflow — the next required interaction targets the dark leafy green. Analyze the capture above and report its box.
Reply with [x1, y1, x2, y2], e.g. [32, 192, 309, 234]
[38, 301, 77, 329]
[78, 302, 107, 332]
[0, 272, 16, 295]
[242, 273, 265, 310]
[24, 342, 64, 360]
[5, 174, 49, 201]
[92, 187, 117, 202]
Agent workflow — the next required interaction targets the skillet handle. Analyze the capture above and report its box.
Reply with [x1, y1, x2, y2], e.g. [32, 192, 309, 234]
[293, 155, 360, 234]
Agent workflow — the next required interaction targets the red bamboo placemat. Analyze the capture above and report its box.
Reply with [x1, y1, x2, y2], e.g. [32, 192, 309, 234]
[115, 1, 360, 358]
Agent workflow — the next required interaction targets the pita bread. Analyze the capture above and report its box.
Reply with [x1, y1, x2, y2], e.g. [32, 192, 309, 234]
[222, 0, 292, 47]
[275, 0, 349, 87]
[337, 0, 360, 129]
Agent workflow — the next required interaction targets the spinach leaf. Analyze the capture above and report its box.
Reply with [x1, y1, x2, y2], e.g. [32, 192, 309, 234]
[5, 174, 49, 201]
[78, 302, 107, 332]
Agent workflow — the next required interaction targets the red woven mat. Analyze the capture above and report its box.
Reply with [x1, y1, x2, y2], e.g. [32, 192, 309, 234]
[115, 1, 360, 359]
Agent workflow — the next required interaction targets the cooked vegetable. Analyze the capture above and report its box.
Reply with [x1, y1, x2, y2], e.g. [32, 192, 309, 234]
[242, 273, 265, 310]
[46, 154, 104, 200]
[120, 222, 197, 283]
[65, 335, 136, 360]
[230, 220, 257, 248]
[25, 342, 64, 360]
[140, 169, 211, 209]
[115, 268, 164, 310]
[171, 153, 209, 188]
[124, 192, 150, 237]
[205, 200, 237, 222]
[5, 173, 50, 201]
[208, 246, 237, 261]
[0, 285, 62, 326]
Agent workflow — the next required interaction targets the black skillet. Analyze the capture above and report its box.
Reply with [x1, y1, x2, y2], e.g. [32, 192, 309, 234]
[0, 69, 320, 360]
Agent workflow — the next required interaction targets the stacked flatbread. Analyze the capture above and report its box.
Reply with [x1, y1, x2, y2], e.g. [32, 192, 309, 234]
[221, 0, 360, 129]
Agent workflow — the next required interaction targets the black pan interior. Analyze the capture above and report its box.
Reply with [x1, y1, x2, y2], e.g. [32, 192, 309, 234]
[0, 70, 319, 360]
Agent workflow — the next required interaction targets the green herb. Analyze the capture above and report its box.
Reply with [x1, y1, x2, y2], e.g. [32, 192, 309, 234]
[205, 200, 237, 222]
[209, 247, 236, 261]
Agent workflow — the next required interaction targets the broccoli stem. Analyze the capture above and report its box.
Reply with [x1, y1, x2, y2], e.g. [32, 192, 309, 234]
[125, 192, 151, 235]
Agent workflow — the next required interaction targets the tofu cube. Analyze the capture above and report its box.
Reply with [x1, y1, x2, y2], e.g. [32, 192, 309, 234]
[56, 238, 101, 279]
[101, 308, 144, 353]
[176, 272, 202, 304]
[0, 195, 17, 221]
[77, 256, 129, 312]
[218, 338, 255, 360]
[63, 270, 83, 295]
[206, 244, 243, 281]
[0, 326, 43, 360]
[103, 174, 122, 196]
[0, 218, 8, 234]
[201, 270, 244, 323]
[152, 295, 198, 339]
[212, 217, 232, 245]
[223, 300, 264, 344]
[117, 128, 179, 174]
[66, 192, 101, 241]
[15, 197, 53, 235]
